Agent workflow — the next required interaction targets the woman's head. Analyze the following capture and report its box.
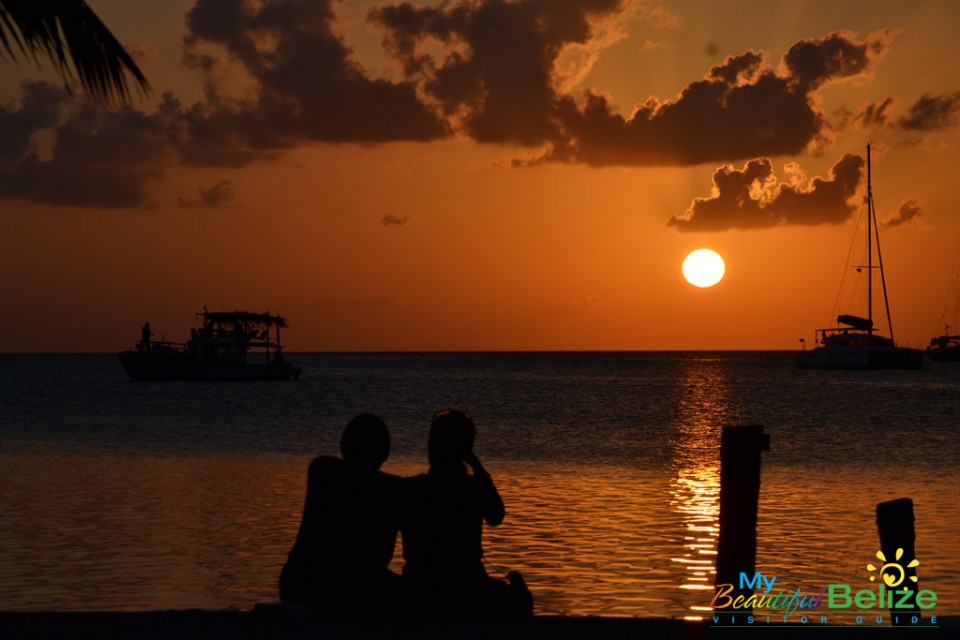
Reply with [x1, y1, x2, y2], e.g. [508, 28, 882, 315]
[428, 409, 475, 470]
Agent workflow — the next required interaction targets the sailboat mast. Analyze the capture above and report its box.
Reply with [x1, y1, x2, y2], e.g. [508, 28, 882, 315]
[873, 150, 895, 344]
[865, 143, 897, 343]
[867, 144, 873, 335]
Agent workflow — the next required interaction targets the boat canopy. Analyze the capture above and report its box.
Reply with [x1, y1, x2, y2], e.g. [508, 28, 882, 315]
[837, 314, 873, 331]
[200, 310, 288, 328]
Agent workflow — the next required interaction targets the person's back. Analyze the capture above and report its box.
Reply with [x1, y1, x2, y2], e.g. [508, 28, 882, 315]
[401, 410, 531, 617]
[280, 414, 402, 615]
[401, 465, 502, 588]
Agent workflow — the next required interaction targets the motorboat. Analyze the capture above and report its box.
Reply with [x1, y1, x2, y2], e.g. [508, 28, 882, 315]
[119, 310, 302, 381]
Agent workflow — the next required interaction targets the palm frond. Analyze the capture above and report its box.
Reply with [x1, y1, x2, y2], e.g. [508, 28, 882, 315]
[0, 0, 150, 105]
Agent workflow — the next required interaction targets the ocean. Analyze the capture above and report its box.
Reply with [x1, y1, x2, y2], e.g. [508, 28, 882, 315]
[1, 352, 958, 620]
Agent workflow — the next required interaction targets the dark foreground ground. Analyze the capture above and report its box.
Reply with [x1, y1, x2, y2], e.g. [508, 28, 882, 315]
[1, 609, 959, 640]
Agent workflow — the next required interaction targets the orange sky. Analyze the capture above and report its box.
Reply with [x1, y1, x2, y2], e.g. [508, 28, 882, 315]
[1, 0, 959, 352]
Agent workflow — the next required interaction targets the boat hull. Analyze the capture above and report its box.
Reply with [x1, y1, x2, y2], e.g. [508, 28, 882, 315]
[118, 351, 301, 381]
[927, 348, 960, 362]
[796, 346, 924, 369]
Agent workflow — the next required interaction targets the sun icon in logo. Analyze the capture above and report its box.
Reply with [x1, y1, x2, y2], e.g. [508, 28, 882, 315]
[867, 548, 920, 588]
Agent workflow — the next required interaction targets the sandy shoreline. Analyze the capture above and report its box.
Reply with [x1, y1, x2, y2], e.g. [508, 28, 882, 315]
[1, 609, 958, 640]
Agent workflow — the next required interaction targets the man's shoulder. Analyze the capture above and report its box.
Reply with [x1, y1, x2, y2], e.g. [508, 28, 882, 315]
[307, 455, 343, 480]
[308, 455, 342, 469]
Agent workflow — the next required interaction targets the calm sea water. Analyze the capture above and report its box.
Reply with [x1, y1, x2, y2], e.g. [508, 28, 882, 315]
[1, 352, 958, 619]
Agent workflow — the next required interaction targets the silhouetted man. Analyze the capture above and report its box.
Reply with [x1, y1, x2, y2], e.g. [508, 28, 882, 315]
[279, 414, 403, 616]
[140, 322, 152, 351]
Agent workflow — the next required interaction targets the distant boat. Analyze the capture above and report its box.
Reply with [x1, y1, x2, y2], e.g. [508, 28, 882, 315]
[119, 310, 302, 381]
[926, 334, 960, 361]
[926, 234, 960, 362]
[797, 145, 924, 370]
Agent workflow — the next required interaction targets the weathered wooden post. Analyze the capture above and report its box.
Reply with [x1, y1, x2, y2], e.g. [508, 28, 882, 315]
[876, 498, 920, 625]
[713, 425, 768, 623]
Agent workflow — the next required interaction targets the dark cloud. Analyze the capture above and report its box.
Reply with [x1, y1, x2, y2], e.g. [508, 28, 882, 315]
[530, 31, 895, 166]
[154, 92, 278, 168]
[897, 93, 960, 131]
[375, 1, 884, 165]
[372, 0, 624, 146]
[852, 93, 960, 132]
[854, 97, 895, 128]
[881, 198, 923, 229]
[780, 31, 887, 92]
[574, 296, 606, 308]
[181, 0, 446, 156]
[0, 2, 933, 209]
[0, 81, 64, 159]
[668, 153, 864, 232]
[175, 10, 904, 167]
[382, 214, 410, 226]
[178, 180, 236, 208]
[0, 81, 169, 207]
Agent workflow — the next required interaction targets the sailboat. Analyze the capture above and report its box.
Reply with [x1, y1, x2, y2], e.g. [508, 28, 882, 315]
[796, 145, 924, 369]
[926, 332, 960, 361]
[927, 236, 960, 361]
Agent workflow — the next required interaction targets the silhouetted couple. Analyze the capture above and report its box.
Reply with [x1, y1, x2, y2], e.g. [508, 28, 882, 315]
[279, 411, 533, 618]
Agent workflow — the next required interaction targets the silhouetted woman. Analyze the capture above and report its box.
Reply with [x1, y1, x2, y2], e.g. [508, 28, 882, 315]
[401, 409, 532, 617]
[279, 414, 402, 615]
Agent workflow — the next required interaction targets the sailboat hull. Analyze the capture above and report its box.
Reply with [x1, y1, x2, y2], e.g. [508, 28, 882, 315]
[797, 345, 924, 369]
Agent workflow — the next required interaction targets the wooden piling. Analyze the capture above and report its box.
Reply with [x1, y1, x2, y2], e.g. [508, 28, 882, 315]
[876, 498, 920, 625]
[713, 425, 768, 622]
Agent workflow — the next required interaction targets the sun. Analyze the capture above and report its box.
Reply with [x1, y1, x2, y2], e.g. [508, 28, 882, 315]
[682, 249, 725, 288]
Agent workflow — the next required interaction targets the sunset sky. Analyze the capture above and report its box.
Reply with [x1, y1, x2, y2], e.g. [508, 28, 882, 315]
[2, 0, 959, 352]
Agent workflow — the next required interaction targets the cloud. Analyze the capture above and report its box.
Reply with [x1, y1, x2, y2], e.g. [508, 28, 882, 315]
[780, 30, 890, 92]
[371, 0, 625, 147]
[852, 93, 960, 132]
[529, 30, 896, 166]
[382, 214, 410, 226]
[897, 93, 960, 131]
[668, 153, 864, 231]
[178, 180, 236, 208]
[181, 0, 446, 156]
[854, 97, 896, 128]
[374, 2, 889, 165]
[881, 198, 923, 229]
[0, 81, 169, 208]
[0, 3, 932, 210]
[573, 296, 606, 308]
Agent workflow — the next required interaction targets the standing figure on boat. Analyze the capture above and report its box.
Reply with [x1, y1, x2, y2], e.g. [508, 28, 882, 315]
[279, 414, 404, 616]
[139, 322, 152, 351]
[401, 409, 533, 618]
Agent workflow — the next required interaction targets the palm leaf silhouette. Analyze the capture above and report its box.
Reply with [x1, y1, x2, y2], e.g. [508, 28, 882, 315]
[0, 0, 149, 104]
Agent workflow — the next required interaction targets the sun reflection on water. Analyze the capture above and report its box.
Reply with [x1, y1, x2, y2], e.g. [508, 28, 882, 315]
[670, 467, 719, 620]
[668, 356, 737, 620]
